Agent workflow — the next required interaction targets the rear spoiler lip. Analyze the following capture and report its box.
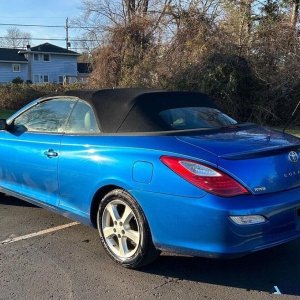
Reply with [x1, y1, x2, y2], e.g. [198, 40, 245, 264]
[219, 144, 300, 160]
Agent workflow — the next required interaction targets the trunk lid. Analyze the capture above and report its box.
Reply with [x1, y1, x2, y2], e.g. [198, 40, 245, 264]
[177, 125, 300, 194]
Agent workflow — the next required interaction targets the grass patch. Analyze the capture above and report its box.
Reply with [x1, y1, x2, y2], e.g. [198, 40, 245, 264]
[275, 127, 300, 138]
[0, 109, 15, 119]
[286, 129, 300, 138]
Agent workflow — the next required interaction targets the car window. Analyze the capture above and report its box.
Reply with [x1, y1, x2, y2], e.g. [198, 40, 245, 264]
[65, 101, 100, 134]
[14, 99, 76, 133]
[159, 107, 237, 130]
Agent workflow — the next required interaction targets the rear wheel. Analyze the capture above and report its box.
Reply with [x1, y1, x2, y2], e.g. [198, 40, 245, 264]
[97, 189, 159, 268]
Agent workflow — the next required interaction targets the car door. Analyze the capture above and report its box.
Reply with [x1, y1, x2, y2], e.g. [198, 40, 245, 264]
[58, 100, 101, 214]
[0, 98, 77, 206]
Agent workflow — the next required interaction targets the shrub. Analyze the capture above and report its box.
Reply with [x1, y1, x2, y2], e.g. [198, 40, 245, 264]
[12, 77, 24, 84]
[0, 83, 85, 110]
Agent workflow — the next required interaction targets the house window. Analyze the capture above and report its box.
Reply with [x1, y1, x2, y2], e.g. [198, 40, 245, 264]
[33, 75, 40, 83]
[58, 76, 64, 84]
[12, 64, 20, 72]
[33, 75, 48, 83]
[34, 53, 39, 61]
[43, 54, 50, 62]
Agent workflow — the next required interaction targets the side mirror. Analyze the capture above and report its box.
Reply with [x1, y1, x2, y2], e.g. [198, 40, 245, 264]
[0, 119, 8, 130]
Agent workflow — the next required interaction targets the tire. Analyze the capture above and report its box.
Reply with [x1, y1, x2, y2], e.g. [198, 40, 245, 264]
[97, 189, 159, 268]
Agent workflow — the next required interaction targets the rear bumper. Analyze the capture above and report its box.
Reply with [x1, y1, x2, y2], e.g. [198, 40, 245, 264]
[131, 188, 300, 258]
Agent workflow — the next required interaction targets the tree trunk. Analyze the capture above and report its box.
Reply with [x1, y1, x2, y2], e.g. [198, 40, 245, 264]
[291, 0, 300, 28]
[124, 0, 149, 20]
[241, 0, 253, 34]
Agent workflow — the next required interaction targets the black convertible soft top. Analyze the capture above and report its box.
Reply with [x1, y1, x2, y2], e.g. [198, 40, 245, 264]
[64, 88, 216, 133]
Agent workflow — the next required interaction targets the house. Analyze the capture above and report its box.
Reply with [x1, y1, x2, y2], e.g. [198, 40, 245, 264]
[0, 48, 28, 83]
[22, 43, 80, 84]
[0, 43, 85, 84]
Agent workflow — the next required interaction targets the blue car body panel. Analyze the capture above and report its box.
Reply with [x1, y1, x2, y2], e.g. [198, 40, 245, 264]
[177, 126, 300, 194]
[0, 131, 61, 206]
[57, 135, 211, 215]
[131, 188, 300, 257]
[1, 93, 300, 259]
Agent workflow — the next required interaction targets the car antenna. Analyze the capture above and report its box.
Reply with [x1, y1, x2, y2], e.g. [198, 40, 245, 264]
[282, 99, 300, 134]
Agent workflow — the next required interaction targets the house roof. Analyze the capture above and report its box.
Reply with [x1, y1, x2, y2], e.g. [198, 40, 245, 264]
[77, 63, 92, 74]
[30, 43, 79, 55]
[0, 48, 28, 62]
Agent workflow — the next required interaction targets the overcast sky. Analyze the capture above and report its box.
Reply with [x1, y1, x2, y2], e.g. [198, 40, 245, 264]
[0, 0, 83, 49]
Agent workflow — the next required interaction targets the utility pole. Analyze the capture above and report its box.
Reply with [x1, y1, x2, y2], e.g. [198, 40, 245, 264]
[65, 17, 70, 49]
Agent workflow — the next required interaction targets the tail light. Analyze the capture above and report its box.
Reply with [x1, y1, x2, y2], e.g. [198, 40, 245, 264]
[160, 156, 249, 197]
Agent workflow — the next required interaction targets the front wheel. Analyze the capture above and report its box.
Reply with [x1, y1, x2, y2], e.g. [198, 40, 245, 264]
[97, 189, 159, 268]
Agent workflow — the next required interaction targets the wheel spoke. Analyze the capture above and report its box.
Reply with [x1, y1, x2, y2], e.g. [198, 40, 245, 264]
[118, 237, 129, 256]
[121, 205, 133, 225]
[125, 229, 139, 245]
[106, 203, 120, 222]
[103, 226, 115, 239]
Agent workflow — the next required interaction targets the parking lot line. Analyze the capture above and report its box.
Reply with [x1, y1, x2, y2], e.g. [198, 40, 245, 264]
[273, 286, 282, 295]
[0, 222, 80, 245]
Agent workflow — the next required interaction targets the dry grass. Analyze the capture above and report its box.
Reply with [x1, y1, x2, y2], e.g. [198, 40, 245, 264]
[285, 128, 300, 138]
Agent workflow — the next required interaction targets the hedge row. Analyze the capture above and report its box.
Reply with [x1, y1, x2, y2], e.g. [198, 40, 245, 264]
[0, 83, 85, 110]
[1, 81, 299, 127]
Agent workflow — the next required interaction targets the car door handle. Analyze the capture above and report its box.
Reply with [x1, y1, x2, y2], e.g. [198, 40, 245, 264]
[44, 149, 58, 158]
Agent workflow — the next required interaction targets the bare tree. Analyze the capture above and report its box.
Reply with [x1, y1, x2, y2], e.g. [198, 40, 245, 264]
[290, 0, 300, 28]
[74, 0, 174, 86]
[0, 27, 32, 48]
[70, 0, 300, 127]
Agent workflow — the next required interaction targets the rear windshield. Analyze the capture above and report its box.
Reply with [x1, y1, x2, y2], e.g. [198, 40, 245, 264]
[159, 107, 237, 130]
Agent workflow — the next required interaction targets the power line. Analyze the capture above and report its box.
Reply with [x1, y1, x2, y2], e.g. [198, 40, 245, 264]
[0, 37, 98, 42]
[0, 46, 93, 51]
[70, 48, 94, 50]
[0, 23, 64, 28]
[0, 22, 98, 29]
[0, 16, 66, 19]
[0, 37, 65, 41]
[0, 19, 99, 51]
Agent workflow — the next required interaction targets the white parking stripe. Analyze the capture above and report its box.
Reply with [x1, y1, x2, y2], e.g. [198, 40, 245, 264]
[0, 222, 80, 245]
[273, 286, 282, 295]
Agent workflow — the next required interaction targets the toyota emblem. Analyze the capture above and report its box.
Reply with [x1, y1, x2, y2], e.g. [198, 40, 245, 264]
[288, 151, 298, 163]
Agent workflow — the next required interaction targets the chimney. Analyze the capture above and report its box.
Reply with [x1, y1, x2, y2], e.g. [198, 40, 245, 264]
[27, 44, 31, 51]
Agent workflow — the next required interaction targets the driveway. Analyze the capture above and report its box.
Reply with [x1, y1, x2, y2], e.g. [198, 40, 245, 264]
[0, 193, 299, 299]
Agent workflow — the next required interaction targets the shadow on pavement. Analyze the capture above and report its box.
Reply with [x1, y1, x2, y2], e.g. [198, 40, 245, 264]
[142, 240, 300, 296]
[0, 193, 37, 207]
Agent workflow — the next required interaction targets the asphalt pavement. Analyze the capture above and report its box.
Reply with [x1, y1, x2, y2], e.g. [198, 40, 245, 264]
[1, 192, 299, 299]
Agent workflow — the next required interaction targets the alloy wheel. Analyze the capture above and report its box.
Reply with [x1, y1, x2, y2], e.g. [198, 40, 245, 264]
[101, 199, 140, 259]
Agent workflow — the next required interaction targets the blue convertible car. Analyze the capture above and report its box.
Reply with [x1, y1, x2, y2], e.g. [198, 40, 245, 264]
[1, 88, 300, 268]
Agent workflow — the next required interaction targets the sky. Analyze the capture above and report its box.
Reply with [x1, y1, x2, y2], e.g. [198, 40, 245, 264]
[0, 0, 84, 50]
